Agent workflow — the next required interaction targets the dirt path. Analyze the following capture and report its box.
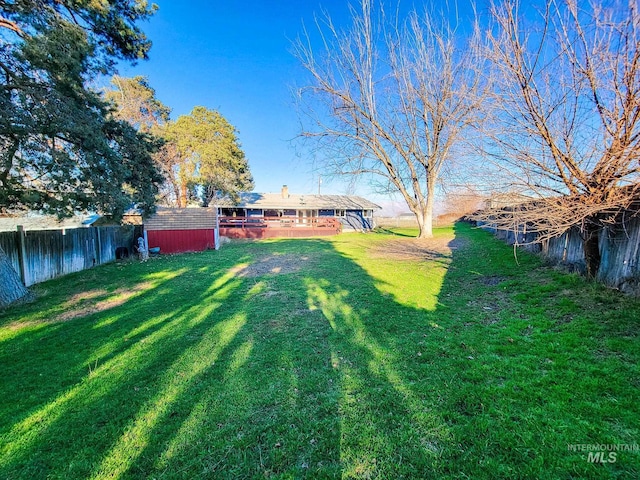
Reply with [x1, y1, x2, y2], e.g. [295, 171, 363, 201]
[230, 253, 317, 278]
[370, 235, 467, 262]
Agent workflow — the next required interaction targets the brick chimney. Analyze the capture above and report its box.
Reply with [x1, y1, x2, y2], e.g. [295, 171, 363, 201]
[281, 185, 289, 198]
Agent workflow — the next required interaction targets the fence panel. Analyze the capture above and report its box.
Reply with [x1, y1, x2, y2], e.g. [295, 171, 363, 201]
[23, 229, 64, 285]
[64, 228, 97, 277]
[542, 229, 585, 270]
[1, 225, 135, 287]
[483, 208, 640, 294]
[98, 226, 134, 263]
[599, 216, 640, 293]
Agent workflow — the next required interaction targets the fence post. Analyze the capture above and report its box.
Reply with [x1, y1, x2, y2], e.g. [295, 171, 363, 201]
[95, 227, 102, 265]
[16, 225, 27, 285]
[61, 228, 67, 275]
[214, 213, 220, 250]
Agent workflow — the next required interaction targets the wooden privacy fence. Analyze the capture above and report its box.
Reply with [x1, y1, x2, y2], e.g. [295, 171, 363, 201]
[478, 211, 640, 295]
[0, 226, 135, 287]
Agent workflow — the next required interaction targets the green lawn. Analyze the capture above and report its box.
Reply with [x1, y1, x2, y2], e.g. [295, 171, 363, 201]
[0, 223, 638, 479]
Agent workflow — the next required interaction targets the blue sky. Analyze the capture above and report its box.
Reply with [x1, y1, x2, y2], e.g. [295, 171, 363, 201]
[116, 1, 478, 212]
[117, 1, 354, 197]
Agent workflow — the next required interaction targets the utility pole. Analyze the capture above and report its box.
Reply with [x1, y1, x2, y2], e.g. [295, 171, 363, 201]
[318, 175, 322, 195]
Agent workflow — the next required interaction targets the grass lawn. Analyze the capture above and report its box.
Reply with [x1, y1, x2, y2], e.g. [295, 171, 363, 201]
[0, 222, 638, 479]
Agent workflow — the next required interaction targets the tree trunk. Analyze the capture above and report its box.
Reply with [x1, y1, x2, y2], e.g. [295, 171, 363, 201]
[582, 223, 601, 279]
[0, 246, 30, 307]
[417, 212, 433, 238]
[172, 182, 181, 207]
[416, 187, 435, 239]
[179, 182, 188, 208]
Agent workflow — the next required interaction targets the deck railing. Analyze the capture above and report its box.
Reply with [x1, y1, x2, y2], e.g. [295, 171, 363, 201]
[219, 216, 341, 229]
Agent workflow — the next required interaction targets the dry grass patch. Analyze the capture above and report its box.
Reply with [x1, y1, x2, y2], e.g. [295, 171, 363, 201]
[233, 253, 317, 278]
[371, 234, 467, 262]
[55, 281, 156, 322]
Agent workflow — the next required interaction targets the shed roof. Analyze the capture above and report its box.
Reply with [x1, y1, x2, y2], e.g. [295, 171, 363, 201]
[220, 193, 381, 210]
[144, 207, 218, 231]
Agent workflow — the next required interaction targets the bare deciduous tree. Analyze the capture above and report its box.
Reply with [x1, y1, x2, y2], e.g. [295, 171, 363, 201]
[105, 76, 171, 133]
[475, 0, 640, 277]
[153, 141, 183, 207]
[293, 0, 486, 238]
[105, 76, 181, 206]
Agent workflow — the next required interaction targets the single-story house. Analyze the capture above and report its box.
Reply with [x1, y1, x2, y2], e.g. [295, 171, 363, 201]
[218, 186, 381, 239]
[138, 188, 380, 250]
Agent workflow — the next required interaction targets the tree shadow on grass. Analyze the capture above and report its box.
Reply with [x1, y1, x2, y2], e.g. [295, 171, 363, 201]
[0, 234, 450, 479]
[0, 225, 638, 479]
[0, 255, 248, 429]
[0, 255, 257, 476]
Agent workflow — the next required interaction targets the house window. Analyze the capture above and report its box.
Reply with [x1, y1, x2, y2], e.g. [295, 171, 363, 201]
[221, 208, 242, 217]
[335, 209, 346, 217]
[363, 210, 373, 218]
[247, 209, 263, 217]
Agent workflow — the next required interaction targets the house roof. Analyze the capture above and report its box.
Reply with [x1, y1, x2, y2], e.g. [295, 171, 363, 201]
[144, 207, 218, 231]
[219, 193, 381, 210]
[0, 213, 100, 232]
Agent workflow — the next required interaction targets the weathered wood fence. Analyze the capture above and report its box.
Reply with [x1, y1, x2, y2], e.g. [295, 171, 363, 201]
[479, 211, 640, 295]
[0, 226, 136, 287]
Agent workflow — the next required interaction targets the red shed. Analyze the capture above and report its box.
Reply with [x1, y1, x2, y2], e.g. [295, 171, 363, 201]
[144, 207, 219, 254]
